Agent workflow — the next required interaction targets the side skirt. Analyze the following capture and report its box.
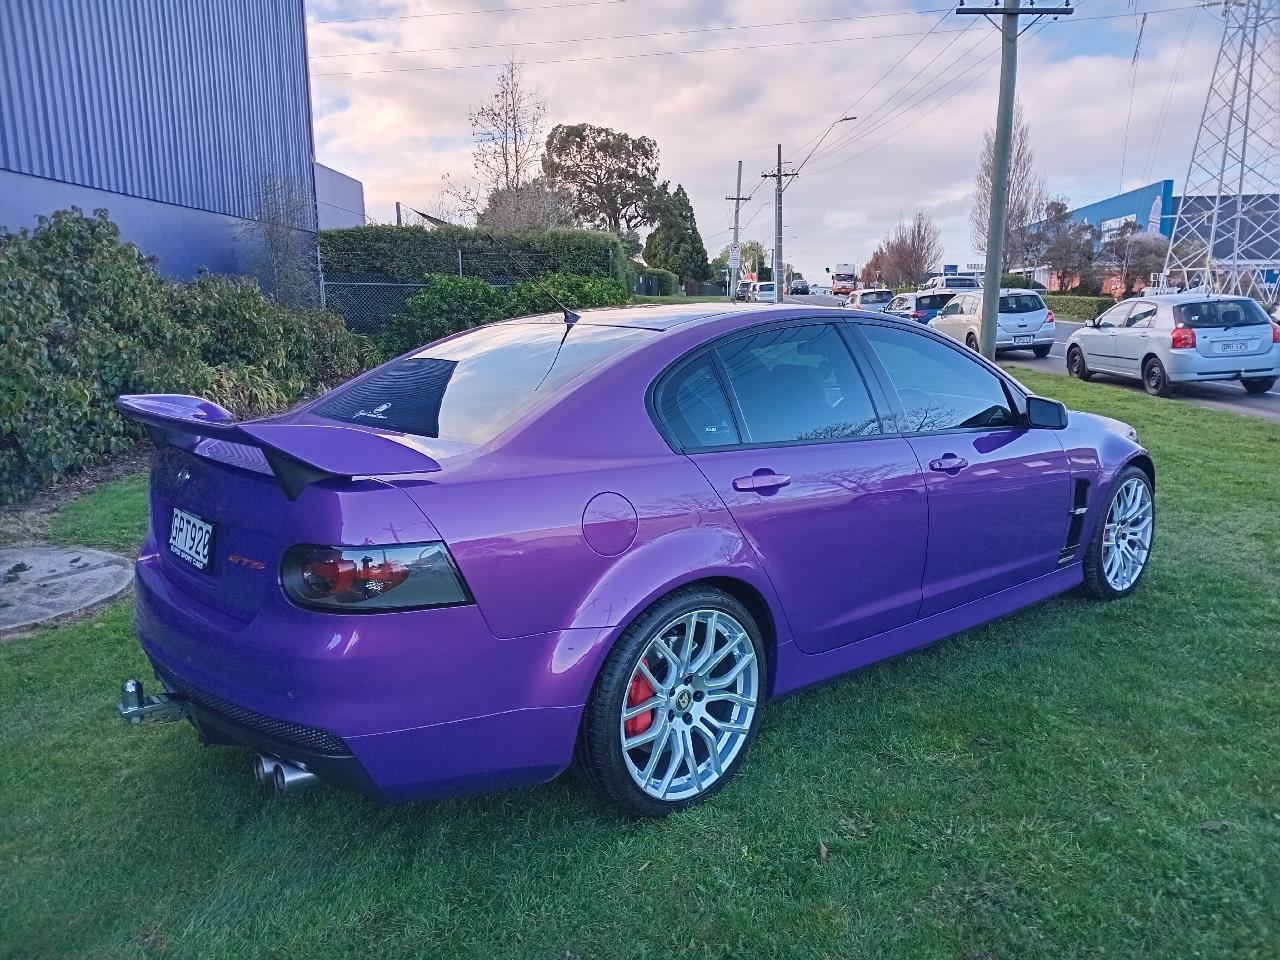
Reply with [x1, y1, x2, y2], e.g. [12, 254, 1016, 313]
[771, 563, 1083, 698]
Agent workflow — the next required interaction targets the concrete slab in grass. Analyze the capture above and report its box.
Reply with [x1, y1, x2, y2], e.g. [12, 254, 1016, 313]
[0, 547, 132, 635]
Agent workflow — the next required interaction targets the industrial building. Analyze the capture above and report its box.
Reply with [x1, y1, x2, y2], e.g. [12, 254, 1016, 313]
[0, 0, 364, 283]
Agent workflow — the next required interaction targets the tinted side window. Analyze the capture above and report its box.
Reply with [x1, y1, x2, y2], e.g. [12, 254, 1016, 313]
[1097, 304, 1130, 327]
[1125, 303, 1157, 328]
[716, 325, 881, 444]
[862, 324, 1019, 433]
[655, 355, 740, 450]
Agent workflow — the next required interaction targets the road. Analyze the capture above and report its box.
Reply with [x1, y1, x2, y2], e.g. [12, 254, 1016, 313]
[786, 296, 1280, 424]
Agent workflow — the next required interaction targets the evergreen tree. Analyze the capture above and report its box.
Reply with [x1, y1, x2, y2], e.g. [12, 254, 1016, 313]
[643, 184, 711, 283]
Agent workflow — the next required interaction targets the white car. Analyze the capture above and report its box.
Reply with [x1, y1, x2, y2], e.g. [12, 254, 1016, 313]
[929, 288, 1055, 356]
[750, 281, 777, 303]
[842, 288, 894, 312]
[1064, 293, 1280, 396]
[919, 275, 981, 292]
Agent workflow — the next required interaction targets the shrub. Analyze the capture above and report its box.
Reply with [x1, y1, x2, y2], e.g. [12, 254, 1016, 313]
[320, 224, 633, 287]
[378, 276, 508, 358]
[1042, 294, 1115, 322]
[0, 208, 375, 504]
[505, 273, 630, 316]
[1000, 273, 1046, 289]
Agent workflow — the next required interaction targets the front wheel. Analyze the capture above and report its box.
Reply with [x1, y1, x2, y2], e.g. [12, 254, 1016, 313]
[1243, 376, 1276, 395]
[1067, 345, 1093, 381]
[576, 587, 767, 817]
[1080, 466, 1154, 600]
[1143, 356, 1173, 397]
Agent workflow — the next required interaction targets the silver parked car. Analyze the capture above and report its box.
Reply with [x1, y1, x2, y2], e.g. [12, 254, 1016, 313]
[1064, 294, 1280, 396]
[843, 288, 894, 311]
[928, 288, 1056, 356]
[750, 281, 777, 303]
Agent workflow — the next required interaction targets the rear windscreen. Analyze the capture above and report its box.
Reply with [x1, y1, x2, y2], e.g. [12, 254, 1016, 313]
[1174, 299, 1271, 329]
[862, 291, 892, 303]
[999, 294, 1044, 313]
[315, 322, 649, 444]
[917, 294, 954, 309]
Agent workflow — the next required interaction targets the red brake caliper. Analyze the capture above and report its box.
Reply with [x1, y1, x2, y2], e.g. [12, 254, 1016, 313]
[624, 662, 656, 737]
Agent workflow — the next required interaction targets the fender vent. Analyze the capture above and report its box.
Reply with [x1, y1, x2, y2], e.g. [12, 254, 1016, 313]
[1058, 479, 1091, 565]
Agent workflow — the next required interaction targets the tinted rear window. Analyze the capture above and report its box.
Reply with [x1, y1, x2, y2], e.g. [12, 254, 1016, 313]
[316, 322, 648, 444]
[998, 294, 1044, 313]
[1174, 299, 1271, 328]
[861, 291, 893, 304]
[917, 294, 954, 309]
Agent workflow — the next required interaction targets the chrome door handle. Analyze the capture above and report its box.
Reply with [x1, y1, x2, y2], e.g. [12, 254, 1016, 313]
[928, 455, 968, 473]
[733, 472, 792, 492]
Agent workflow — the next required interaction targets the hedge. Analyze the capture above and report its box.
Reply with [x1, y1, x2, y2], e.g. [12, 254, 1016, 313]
[378, 273, 630, 357]
[319, 224, 633, 287]
[1042, 294, 1116, 322]
[634, 267, 679, 297]
[1, 208, 376, 505]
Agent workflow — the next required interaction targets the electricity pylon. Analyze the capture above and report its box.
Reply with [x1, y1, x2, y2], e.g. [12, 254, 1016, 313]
[1164, 0, 1280, 300]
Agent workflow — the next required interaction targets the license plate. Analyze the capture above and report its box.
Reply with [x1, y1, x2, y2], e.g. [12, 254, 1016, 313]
[1013, 335, 1034, 346]
[169, 507, 213, 570]
[1219, 339, 1249, 353]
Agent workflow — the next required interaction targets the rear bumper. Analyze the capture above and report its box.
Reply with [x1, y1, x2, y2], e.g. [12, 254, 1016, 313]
[133, 548, 610, 802]
[1163, 345, 1280, 382]
[996, 330, 1055, 349]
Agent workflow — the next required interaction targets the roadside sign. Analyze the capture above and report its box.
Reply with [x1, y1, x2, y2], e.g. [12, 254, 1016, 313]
[729, 242, 742, 269]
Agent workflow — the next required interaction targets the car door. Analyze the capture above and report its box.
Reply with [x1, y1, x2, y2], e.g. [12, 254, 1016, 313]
[655, 320, 929, 653]
[958, 295, 981, 343]
[852, 321, 1072, 617]
[1079, 302, 1131, 371]
[1112, 301, 1157, 376]
[932, 297, 965, 340]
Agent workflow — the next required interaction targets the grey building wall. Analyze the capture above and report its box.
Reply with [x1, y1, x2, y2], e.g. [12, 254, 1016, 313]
[315, 162, 366, 230]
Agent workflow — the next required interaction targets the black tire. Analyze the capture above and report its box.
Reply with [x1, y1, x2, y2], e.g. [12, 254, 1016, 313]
[1243, 376, 1276, 395]
[1080, 465, 1154, 601]
[1142, 356, 1173, 397]
[1066, 345, 1093, 381]
[575, 586, 767, 818]
[965, 332, 979, 352]
[1033, 344, 1052, 358]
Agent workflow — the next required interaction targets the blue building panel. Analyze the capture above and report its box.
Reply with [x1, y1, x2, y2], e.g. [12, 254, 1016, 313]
[0, 0, 318, 277]
[1065, 180, 1175, 240]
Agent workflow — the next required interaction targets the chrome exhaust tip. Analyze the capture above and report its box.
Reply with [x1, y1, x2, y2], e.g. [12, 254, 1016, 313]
[253, 753, 279, 785]
[272, 760, 319, 795]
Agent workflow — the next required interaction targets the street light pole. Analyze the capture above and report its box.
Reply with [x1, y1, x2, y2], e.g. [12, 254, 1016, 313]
[763, 144, 797, 304]
[957, 1, 1073, 359]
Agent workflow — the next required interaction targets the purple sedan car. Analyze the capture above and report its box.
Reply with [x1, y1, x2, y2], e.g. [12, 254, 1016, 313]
[116, 304, 1155, 816]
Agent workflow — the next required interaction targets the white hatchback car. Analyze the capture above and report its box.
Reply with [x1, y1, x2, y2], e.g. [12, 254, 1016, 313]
[928, 288, 1056, 356]
[1064, 293, 1280, 396]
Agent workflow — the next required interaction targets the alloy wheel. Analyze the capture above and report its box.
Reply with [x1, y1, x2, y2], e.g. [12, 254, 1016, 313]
[619, 609, 759, 802]
[1102, 477, 1153, 591]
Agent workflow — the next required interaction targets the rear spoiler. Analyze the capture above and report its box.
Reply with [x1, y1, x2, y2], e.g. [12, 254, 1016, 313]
[116, 394, 442, 499]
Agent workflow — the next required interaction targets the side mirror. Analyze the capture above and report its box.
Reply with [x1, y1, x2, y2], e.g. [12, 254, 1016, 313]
[1026, 396, 1068, 429]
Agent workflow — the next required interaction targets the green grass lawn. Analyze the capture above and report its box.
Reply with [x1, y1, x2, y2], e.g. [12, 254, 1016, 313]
[2, 373, 1278, 959]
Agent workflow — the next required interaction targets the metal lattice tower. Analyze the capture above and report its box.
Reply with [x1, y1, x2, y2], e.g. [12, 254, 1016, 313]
[1164, 0, 1280, 299]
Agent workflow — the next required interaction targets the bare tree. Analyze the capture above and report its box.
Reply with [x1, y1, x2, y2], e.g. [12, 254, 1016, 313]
[476, 177, 575, 231]
[445, 57, 547, 219]
[970, 102, 1047, 270]
[881, 210, 943, 287]
[239, 164, 317, 305]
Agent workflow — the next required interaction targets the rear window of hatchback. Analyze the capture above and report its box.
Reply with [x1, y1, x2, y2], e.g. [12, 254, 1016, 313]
[998, 294, 1045, 313]
[917, 294, 954, 310]
[1174, 299, 1271, 329]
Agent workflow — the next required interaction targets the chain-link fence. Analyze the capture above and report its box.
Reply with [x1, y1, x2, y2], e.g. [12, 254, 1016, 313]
[322, 281, 428, 337]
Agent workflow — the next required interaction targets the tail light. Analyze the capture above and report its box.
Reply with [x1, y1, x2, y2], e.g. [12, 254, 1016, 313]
[911, 309, 927, 320]
[1171, 326, 1197, 349]
[1045, 310, 1056, 325]
[1272, 320, 1280, 343]
[282, 542, 471, 612]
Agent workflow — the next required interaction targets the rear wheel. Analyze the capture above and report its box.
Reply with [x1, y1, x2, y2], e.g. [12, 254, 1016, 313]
[1142, 356, 1173, 397]
[1080, 466, 1154, 600]
[1033, 344, 1052, 358]
[576, 587, 766, 817]
[1243, 376, 1276, 395]
[965, 332, 979, 352]
[1066, 345, 1093, 381]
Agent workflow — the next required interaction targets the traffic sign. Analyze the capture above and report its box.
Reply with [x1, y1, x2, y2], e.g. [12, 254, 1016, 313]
[729, 242, 742, 269]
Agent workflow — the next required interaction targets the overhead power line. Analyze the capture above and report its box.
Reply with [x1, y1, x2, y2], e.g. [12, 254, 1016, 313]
[310, 8, 954, 59]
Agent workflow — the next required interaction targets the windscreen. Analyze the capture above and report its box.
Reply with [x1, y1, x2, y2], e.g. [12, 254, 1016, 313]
[999, 294, 1044, 313]
[315, 322, 649, 444]
[917, 294, 954, 309]
[1174, 299, 1271, 329]
[832, 273, 855, 282]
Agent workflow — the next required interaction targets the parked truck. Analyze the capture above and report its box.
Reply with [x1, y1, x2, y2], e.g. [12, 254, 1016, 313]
[828, 264, 858, 297]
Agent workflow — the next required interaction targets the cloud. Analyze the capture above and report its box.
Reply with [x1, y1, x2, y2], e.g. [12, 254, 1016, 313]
[307, 0, 1216, 277]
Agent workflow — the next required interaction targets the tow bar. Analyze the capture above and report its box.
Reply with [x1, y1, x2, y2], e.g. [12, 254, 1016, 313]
[117, 678, 190, 724]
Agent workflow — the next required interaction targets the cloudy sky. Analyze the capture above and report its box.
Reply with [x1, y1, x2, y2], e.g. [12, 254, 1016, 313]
[306, 0, 1216, 281]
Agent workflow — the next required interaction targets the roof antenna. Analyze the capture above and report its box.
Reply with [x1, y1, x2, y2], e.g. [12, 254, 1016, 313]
[481, 230, 580, 325]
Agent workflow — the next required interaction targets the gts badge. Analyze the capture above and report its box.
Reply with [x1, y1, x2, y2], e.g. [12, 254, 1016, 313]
[227, 554, 266, 572]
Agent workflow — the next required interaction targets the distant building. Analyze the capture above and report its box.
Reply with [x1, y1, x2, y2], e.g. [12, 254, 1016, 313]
[0, 0, 364, 287]
[316, 163, 367, 230]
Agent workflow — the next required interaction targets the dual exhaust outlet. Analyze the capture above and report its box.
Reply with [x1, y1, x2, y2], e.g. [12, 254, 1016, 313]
[254, 753, 319, 795]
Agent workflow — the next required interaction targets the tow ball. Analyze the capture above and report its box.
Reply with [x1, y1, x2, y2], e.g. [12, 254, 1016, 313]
[117, 678, 190, 724]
